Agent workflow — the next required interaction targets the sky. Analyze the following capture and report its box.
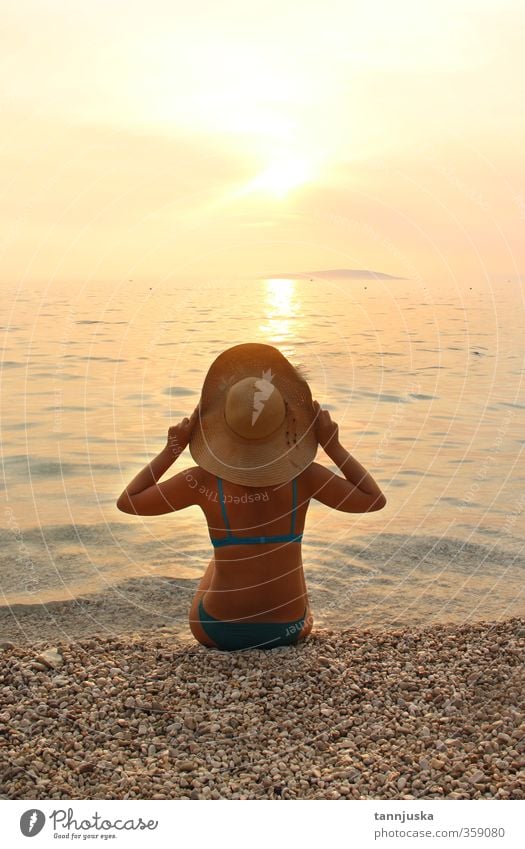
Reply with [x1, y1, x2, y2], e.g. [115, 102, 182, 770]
[1, 0, 524, 289]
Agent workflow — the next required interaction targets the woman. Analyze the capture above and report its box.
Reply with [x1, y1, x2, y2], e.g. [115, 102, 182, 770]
[117, 343, 386, 650]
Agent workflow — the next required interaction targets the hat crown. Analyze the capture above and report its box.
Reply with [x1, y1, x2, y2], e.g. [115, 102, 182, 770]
[189, 343, 318, 485]
[224, 376, 286, 440]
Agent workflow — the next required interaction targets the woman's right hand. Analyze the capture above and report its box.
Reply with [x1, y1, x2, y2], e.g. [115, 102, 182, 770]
[165, 406, 199, 455]
[313, 400, 339, 450]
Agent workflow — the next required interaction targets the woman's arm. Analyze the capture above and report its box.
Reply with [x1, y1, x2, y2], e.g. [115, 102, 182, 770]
[325, 440, 385, 501]
[119, 446, 176, 499]
[116, 408, 199, 514]
[307, 401, 386, 513]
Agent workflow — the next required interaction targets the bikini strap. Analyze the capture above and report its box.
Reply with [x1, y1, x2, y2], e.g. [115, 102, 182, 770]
[216, 477, 232, 532]
[290, 476, 297, 535]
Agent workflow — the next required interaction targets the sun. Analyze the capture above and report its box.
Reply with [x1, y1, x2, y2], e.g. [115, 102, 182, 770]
[251, 156, 313, 197]
[239, 154, 314, 199]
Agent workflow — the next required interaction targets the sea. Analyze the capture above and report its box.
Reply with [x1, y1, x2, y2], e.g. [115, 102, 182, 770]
[1, 275, 523, 639]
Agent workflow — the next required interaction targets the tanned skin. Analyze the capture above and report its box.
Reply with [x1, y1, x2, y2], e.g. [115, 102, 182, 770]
[117, 401, 386, 648]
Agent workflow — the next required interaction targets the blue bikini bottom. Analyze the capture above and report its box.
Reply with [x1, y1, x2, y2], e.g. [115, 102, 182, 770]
[198, 598, 307, 651]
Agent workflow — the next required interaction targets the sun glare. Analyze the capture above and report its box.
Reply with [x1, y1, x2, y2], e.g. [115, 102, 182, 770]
[253, 157, 313, 197]
[236, 154, 314, 200]
[259, 278, 297, 341]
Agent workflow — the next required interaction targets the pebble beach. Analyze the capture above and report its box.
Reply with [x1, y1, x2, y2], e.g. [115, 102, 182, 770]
[1, 617, 523, 800]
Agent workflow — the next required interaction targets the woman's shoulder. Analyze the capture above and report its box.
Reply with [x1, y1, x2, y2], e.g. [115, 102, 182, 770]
[300, 461, 328, 483]
[299, 462, 337, 496]
[189, 466, 220, 490]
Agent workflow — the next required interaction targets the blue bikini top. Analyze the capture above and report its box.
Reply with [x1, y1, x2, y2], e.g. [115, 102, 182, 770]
[209, 476, 303, 548]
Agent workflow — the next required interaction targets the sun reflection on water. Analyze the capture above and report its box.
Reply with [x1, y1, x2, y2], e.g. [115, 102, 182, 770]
[259, 278, 298, 344]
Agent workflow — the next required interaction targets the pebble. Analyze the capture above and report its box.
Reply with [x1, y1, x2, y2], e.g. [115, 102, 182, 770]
[0, 617, 523, 800]
[35, 648, 63, 669]
[177, 761, 196, 772]
[78, 763, 95, 774]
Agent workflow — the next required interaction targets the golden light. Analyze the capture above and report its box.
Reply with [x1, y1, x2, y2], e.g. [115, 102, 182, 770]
[236, 154, 315, 200]
[259, 278, 298, 341]
[254, 156, 313, 197]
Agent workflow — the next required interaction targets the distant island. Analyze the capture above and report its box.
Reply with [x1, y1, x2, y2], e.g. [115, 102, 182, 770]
[257, 268, 407, 281]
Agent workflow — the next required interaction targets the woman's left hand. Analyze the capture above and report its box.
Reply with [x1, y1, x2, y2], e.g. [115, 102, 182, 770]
[165, 406, 199, 455]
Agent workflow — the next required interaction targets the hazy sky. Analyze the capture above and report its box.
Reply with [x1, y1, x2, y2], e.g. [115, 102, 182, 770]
[2, 0, 524, 288]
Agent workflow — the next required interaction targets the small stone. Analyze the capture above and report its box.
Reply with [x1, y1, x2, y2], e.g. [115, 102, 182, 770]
[397, 776, 407, 790]
[145, 700, 164, 712]
[35, 648, 63, 669]
[469, 771, 487, 784]
[0, 641, 15, 650]
[77, 762, 95, 774]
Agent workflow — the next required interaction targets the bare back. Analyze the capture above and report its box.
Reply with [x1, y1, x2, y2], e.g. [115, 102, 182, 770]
[194, 467, 310, 622]
[192, 460, 384, 622]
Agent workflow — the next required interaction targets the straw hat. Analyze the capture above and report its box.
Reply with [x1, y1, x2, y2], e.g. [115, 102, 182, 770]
[189, 343, 318, 486]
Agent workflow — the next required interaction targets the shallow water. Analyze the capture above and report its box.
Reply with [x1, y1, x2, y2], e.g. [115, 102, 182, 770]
[1, 276, 524, 634]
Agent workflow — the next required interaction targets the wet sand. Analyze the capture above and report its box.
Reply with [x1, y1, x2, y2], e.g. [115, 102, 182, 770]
[0, 577, 197, 646]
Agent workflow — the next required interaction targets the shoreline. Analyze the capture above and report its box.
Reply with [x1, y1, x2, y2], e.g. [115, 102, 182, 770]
[3, 571, 524, 646]
[1, 617, 523, 800]
[0, 577, 197, 645]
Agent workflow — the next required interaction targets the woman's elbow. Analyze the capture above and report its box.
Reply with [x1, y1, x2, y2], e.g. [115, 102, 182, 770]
[116, 494, 134, 514]
[368, 493, 387, 511]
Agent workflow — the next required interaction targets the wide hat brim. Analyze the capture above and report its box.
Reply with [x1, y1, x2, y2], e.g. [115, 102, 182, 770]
[189, 343, 318, 486]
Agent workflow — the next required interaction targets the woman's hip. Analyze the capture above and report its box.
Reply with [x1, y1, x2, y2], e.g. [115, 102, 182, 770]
[197, 596, 308, 651]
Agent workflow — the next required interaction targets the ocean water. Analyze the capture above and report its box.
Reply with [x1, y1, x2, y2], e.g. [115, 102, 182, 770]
[1, 276, 524, 635]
